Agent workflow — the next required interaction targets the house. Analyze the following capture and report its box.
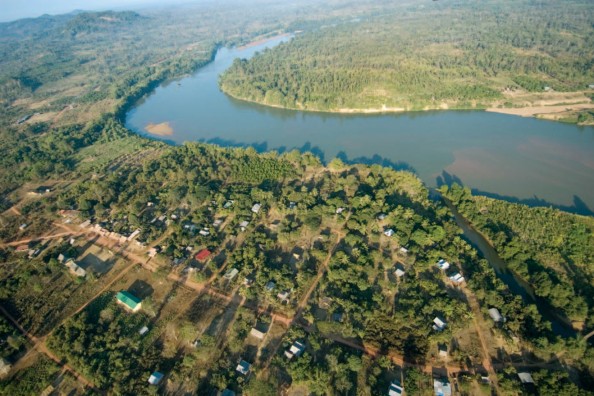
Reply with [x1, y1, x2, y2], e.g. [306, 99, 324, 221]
[223, 200, 234, 209]
[251, 203, 261, 213]
[127, 229, 141, 241]
[65, 259, 86, 277]
[394, 267, 405, 278]
[139, 326, 149, 336]
[277, 290, 290, 303]
[285, 341, 306, 359]
[518, 372, 535, 384]
[235, 360, 250, 375]
[265, 281, 276, 292]
[250, 327, 266, 340]
[436, 259, 450, 270]
[438, 343, 448, 358]
[588, 84, 594, 89]
[433, 378, 452, 396]
[433, 317, 447, 331]
[148, 372, 164, 385]
[488, 308, 504, 323]
[29, 186, 51, 196]
[57, 253, 66, 263]
[543, 86, 552, 91]
[239, 220, 249, 231]
[288, 201, 296, 209]
[336, 207, 345, 214]
[388, 380, 403, 396]
[116, 291, 142, 312]
[384, 228, 395, 237]
[399, 247, 408, 254]
[243, 277, 254, 286]
[332, 312, 344, 322]
[449, 273, 465, 284]
[0, 358, 12, 377]
[19, 223, 28, 231]
[224, 268, 239, 281]
[15, 245, 28, 253]
[377, 213, 387, 220]
[220, 390, 236, 396]
[319, 296, 333, 309]
[199, 228, 210, 236]
[213, 219, 224, 227]
[195, 249, 211, 261]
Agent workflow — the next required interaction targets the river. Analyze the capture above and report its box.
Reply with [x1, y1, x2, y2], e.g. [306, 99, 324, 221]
[444, 197, 577, 338]
[125, 36, 594, 214]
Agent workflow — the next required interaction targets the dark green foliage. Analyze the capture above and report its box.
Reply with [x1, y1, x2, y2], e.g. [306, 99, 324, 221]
[220, 0, 594, 111]
[0, 356, 59, 396]
[47, 293, 155, 392]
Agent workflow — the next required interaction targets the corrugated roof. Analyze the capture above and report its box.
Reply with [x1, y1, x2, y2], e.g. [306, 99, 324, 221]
[116, 291, 141, 310]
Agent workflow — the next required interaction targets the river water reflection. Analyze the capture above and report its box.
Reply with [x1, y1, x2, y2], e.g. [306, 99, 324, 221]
[126, 36, 594, 213]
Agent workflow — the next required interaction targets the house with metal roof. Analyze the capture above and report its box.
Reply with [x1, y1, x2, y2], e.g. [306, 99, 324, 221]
[116, 291, 142, 312]
[148, 372, 164, 385]
[388, 380, 403, 396]
[236, 360, 250, 375]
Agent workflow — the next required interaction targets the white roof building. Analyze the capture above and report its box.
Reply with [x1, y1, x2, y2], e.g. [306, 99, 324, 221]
[518, 372, 535, 384]
[224, 268, 239, 280]
[395, 268, 405, 278]
[285, 340, 305, 359]
[236, 360, 250, 375]
[434, 378, 452, 396]
[436, 259, 450, 270]
[277, 290, 290, 302]
[139, 326, 149, 336]
[148, 372, 164, 385]
[449, 273, 465, 283]
[65, 259, 86, 277]
[384, 228, 395, 237]
[251, 203, 261, 213]
[388, 380, 403, 396]
[433, 317, 447, 331]
[250, 328, 266, 340]
[239, 220, 249, 231]
[488, 308, 504, 323]
[336, 207, 345, 214]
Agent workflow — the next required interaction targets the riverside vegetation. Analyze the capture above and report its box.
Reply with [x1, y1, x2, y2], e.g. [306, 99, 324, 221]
[219, 0, 594, 123]
[0, 0, 594, 395]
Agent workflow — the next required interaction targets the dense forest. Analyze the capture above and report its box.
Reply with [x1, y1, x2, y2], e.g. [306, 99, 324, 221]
[220, 0, 594, 112]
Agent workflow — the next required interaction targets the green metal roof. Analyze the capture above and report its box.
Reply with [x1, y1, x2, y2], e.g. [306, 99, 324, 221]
[116, 291, 141, 310]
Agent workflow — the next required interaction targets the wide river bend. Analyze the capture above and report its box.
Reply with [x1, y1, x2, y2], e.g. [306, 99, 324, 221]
[126, 36, 594, 213]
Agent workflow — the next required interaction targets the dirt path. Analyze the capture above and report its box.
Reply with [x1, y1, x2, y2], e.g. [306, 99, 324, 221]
[0, 231, 83, 248]
[262, 217, 348, 369]
[461, 286, 501, 393]
[0, 305, 97, 391]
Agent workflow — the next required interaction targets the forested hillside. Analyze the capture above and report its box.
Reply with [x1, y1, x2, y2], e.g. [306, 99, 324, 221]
[220, 0, 594, 113]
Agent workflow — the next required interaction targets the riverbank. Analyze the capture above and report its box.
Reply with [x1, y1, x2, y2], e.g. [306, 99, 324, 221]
[442, 195, 580, 337]
[221, 89, 594, 125]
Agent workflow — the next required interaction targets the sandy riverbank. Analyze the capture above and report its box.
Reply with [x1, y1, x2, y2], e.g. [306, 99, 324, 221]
[145, 122, 174, 136]
[486, 103, 594, 117]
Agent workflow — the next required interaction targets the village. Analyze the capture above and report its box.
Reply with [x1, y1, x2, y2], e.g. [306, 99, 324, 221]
[0, 156, 559, 396]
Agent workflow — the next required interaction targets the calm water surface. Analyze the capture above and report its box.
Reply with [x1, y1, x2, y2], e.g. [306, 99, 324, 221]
[126, 37, 594, 211]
